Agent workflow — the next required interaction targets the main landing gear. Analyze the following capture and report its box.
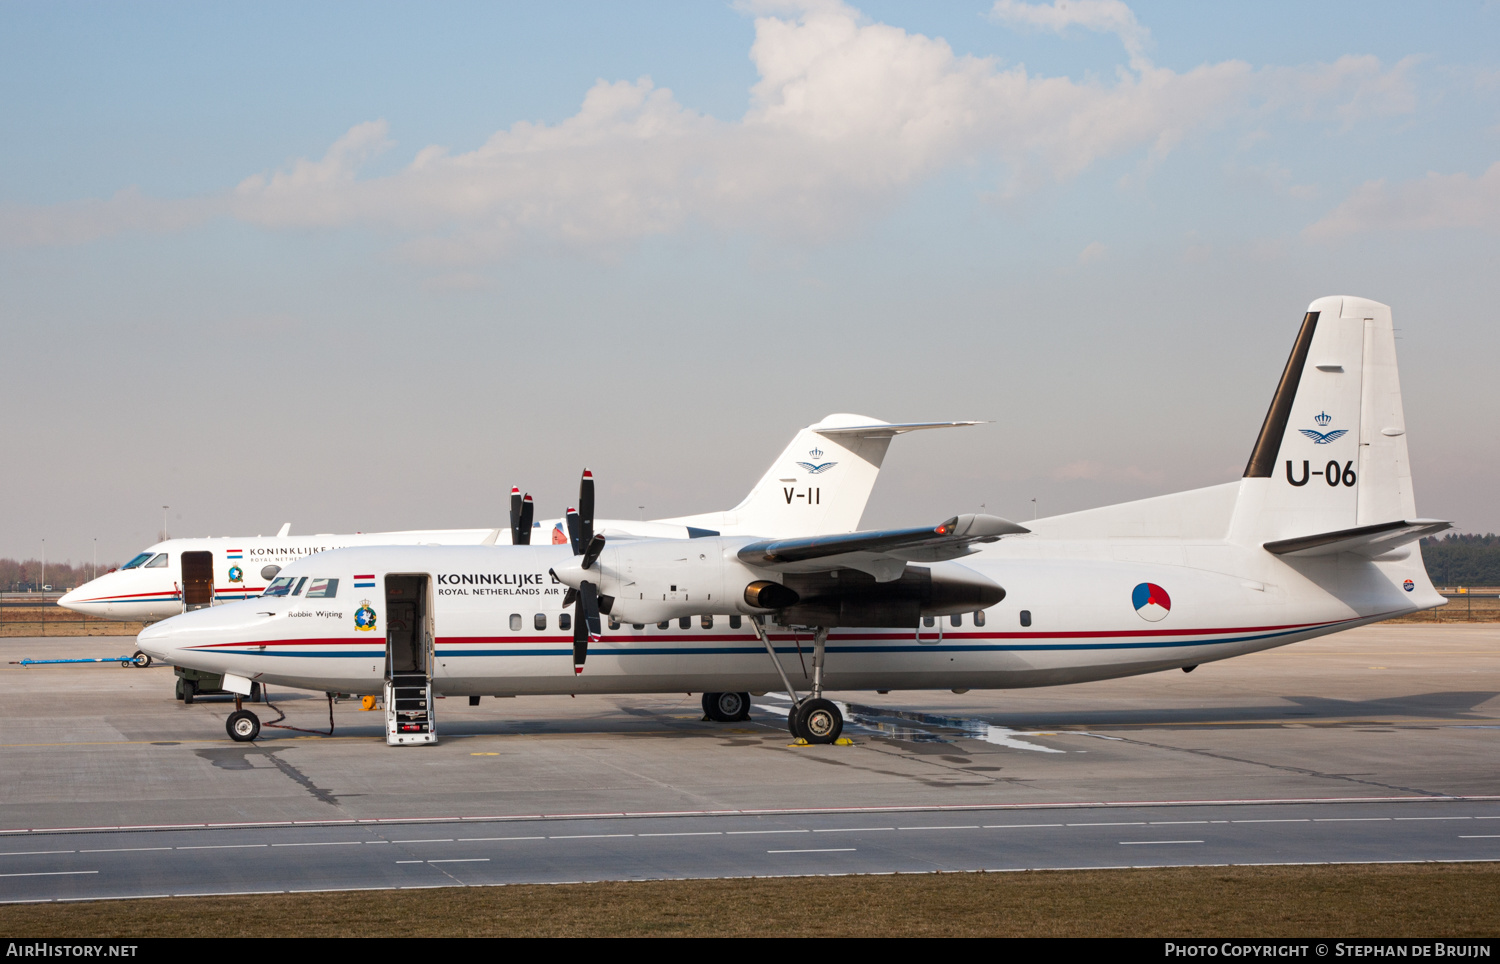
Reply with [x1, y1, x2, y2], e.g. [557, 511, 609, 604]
[749, 619, 845, 744]
[702, 691, 752, 722]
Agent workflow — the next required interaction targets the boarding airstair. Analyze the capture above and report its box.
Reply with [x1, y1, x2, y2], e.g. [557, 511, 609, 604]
[385, 672, 437, 746]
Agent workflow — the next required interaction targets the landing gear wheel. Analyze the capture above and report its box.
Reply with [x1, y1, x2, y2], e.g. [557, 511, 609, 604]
[249, 682, 262, 704]
[226, 710, 260, 742]
[132, 651, 152, 668]
[703, 691, 751, 722]
[182, 679, 197, 705]
[175, 679, 184, 702]
[798, 698, 842, 744]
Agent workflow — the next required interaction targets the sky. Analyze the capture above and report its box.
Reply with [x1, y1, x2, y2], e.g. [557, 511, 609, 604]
[2, 0, 1498, 565]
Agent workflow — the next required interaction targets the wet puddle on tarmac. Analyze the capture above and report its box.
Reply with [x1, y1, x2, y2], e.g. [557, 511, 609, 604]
[752, 695, 1064, 752]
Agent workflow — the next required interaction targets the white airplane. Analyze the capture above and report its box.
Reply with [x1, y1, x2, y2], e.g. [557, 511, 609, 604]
[137, 296, 1449, 748]
[60, 414, 972, 624]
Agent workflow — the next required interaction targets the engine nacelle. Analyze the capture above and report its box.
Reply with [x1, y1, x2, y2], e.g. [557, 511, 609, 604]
[552, 536, 1003, 627]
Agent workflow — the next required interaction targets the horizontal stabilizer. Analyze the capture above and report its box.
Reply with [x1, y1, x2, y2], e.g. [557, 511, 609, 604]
[1262, 519, 1451, 558]
[739, 514, 1028, 581]
[813, 420, 985, 439]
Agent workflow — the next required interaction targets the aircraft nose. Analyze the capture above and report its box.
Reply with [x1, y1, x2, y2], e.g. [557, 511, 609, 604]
[135, 620, 179, 662]
[56, 585, 100, 615]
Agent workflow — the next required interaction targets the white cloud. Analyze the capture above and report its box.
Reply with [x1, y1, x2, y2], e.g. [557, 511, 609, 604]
[0, 1, 1420, 262]
[1305, 161, 1500, 238]
[990, 0, 1150, 62]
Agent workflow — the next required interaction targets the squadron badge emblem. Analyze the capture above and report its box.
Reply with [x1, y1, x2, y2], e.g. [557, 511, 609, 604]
[227, 566, 244, 583]
[354, 600, 378, 632]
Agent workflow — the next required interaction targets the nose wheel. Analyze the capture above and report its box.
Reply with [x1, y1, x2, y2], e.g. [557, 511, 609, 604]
[702, 691, 752, 722]
[226, 709, 260, 742]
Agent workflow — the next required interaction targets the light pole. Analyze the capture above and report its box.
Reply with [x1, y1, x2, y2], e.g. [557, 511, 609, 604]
[93, 538, 97, 580]
[41, 539, 45, 591]
[161, 506, 169, 543]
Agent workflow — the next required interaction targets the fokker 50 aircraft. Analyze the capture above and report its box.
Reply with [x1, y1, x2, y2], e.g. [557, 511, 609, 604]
[138, 297, 1449, 748]
[61, 414, 973, 623]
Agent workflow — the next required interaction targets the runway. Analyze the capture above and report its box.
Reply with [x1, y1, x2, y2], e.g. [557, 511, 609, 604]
[2, 799, 1498, 903]
[1, 624, 1496, 902]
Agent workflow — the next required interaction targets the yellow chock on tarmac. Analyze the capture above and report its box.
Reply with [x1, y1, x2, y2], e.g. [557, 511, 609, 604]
[834, 738, 855, 746]
[788, 738, 811, 747]
[360, 695, 378, 712]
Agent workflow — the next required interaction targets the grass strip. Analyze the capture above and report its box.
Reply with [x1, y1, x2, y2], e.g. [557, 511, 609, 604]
[3, 862, 1499, 937]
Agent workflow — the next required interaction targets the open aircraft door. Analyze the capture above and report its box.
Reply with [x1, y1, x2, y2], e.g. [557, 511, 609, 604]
[180, 551, 214, 612]
[383, 574, 436, 746]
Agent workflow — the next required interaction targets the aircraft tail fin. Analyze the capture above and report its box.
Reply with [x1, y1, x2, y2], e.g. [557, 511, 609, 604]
[1233, 296, 1433, 547]
[660, 415, 981, 538]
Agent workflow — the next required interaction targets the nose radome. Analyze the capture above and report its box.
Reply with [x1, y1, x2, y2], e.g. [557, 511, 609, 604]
[135, 620, 177, 661]
[57, 584, 104, 614]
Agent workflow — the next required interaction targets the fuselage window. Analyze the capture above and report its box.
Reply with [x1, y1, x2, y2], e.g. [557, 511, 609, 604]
[729, 615, 742, 629]
[305, 578, 338, 599]
[289, 577, 308, 596]
[559, 612, 572, 631]
[922, 615, 935, 628]
[534, 613, 547, 631]
[678, 616, 691, 630]
[950, 613, 962, 627]
[144, 553, 168, 569]
[657, 621, 670, 630]
[701, 614, 713, 630]
[632, 623, 644, 630]
[609, 617, 620, 630]
[262, 576, 295, 597]
[1019, 610, 1032, 627]
[974, 610, 986, 627]
[122, 552, 154, 570]
[509, 613, 522, 632]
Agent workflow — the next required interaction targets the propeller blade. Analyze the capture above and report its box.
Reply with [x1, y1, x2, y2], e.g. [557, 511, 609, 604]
[579, 469, 595, 546]
[573, 580, 602, 675]
[572, 595, 587, 672]
[564, 508, 583, 555]
[518, 493, 533, 545]
[562, 587, 577, 607]
[581, 533, 606, 571]
[509, 487, 523, 545]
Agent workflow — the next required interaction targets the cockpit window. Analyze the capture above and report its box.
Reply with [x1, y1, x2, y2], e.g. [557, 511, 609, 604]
[121, 552, 154, 570]
[305, 578, 338, 599]
[289, 576, 308, 596]
[262, 576, 295, 597]
[143, 553, 168, 569]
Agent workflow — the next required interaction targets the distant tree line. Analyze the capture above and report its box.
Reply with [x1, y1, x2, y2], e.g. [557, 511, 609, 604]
[0, 558, 117, 592]
[1420, 533, 1500, 587]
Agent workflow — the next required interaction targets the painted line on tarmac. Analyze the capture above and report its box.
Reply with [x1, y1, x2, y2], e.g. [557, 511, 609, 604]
[3, 795, 1497, 837]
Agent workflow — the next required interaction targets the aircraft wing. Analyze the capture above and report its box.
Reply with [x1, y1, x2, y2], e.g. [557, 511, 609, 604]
[737, 514, 1028, 582]
[1262, 519, 1451, 558]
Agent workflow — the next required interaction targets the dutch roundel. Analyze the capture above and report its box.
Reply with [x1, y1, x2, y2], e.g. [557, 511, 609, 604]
[1132, 582, 1171, 622]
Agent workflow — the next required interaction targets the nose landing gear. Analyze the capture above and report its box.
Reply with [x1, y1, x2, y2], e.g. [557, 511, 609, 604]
[702, 691, 752, 722]
[226, 709, 260, 742]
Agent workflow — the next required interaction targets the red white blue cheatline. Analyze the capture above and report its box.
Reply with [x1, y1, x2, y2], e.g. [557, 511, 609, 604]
[1132, 582, 1171, 622]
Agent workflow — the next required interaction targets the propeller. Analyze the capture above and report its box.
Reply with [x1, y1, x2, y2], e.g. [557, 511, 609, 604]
[509, 487, 534, 545]
[561, 470, 604, 675]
